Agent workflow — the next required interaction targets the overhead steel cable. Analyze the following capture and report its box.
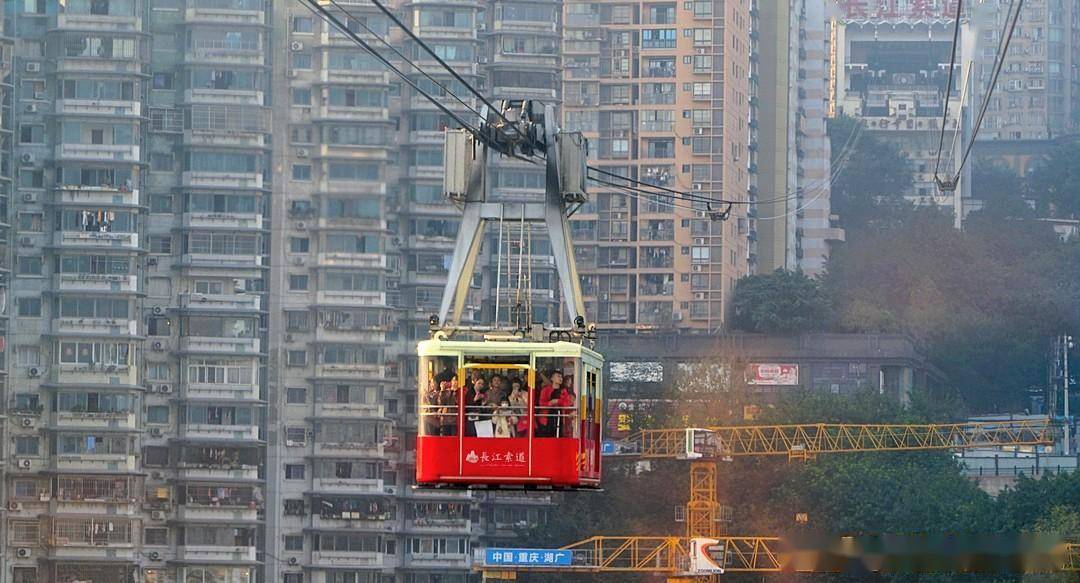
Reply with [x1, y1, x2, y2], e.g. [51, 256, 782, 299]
[950, 0, 1025, 183]
[358, 0, 542, 152]
[588, 177, 701, 212]
[321, 0, 487, 122]
[299, 0, 491, 146]
[588, 166, 738, 205]
[932, 0, 964, 182]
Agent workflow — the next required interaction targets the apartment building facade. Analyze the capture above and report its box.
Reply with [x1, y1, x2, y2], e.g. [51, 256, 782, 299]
[562, 0, 753, 332]
[0, 1, 558, 583]
[975, 0, 1078, 142]
[755, 0, 843, 276]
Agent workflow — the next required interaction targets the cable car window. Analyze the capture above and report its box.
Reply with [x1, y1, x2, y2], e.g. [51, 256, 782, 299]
[419, 355, 458, 437]
[461, 365, 530, 438]
[535, 356, 580, 438]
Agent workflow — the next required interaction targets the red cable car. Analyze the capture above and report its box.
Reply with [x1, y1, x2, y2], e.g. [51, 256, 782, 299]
[416, 335, 603, 490]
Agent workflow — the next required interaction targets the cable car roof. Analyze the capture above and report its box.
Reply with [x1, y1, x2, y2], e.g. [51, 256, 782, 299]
[418, 337, 602, 360]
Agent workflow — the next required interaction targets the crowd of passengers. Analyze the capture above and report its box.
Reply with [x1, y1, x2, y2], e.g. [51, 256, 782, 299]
[424, 368, 576, 438]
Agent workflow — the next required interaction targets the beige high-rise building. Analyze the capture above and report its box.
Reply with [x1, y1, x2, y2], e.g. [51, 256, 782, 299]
[562, 0, 753, 331]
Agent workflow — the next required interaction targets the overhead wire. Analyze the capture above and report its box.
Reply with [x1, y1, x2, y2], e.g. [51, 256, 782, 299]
[298, 0, 490, 146]
[933, 0, 964, 181]
[357, 0, 542, 151]
[322, 0, 487, 122]
[950, 0, 1024, 183]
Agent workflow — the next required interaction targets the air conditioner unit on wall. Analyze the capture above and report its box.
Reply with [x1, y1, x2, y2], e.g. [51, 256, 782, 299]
[16, 548, 31, 559]
[24, 62, 40, 73]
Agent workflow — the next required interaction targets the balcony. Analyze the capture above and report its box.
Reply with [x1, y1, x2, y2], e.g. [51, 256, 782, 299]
[183, 130, 265, 149]
[56, 57, 141, 76]
[55, 144, 140, 163]
[53, 230, 139, 250]
[181, 171, 263, 190]
[179, 253, 262, 270]
[55, 273, 138, 294]
[55, 185, 139, 207]
[55, 99, 141, 118]
[314, 401, 384, 419]
[316, 179, 387, 197]
[186, 40, 265, 66]
[185, 1, 265, 26]
[313, 327, 387, 345]
[407, 517, 473, 533]
[311, 514, 395, 532]
[51, 410, 137, 431]
[183, 380, 260, 402]
[176, 504, 259, 523]
[312, 551, 390, 569]
[314, 105, 390, 123]
[407, 129, 444, 146]
[315, 252, 386, 270]
[316, 143, 389, 161]
[404, 554, 471, 569]
[491, 52, 559, 67]
[179, 422, 259, 442]
[179, 293, 261, 312]
[313, 363, 386, 381]
[175, 546, 258, 563]
[412, 24, 476, 41]
[493, 19, 557, 34]
[54, 364, 138, 387]
[312, 478, 388, 495]
[403, 270, 447, 286]
[182, 212, 263, 230]
[51, 453, 137, 473]
[179, 336, 261, 356]
[177, 463, 259, 482]
[54, 12, 142, 32]
[314, 290, 386, 307]
[184, 88, 265, 107]
[52, 317, 138, 337]
[320, 68, 391, 87]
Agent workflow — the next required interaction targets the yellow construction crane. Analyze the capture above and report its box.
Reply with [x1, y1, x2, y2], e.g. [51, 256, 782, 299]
[479, 418, 1064, 580]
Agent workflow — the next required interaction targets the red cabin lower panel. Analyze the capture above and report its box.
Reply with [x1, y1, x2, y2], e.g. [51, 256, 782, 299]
[416, 436, 598, 489]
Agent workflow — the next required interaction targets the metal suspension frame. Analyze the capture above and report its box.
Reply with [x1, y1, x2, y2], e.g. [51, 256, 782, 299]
[435, 101, 590, 340]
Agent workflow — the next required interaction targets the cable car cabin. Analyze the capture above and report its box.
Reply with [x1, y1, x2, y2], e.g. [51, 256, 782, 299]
[416, 337, 603, 490]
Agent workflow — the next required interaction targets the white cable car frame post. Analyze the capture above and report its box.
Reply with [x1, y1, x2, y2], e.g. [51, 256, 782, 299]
[436, 101, 591, 339]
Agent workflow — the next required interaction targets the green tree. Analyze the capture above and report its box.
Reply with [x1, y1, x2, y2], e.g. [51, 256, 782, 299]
[828, 115, 916, 232]
[970, 158, 1033, 219]
[732, 269, 832, 333]
[1027, 138, 1080, 218]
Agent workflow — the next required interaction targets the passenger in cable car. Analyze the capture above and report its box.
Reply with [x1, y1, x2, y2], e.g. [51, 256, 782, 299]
[507, 379, 529, 437]
[422, 378, 441, 436]
[493, 398, 517, 438]
[465, 376, 490, 437]
[536, 370, 565, 437]
[437, 378, 458, 436]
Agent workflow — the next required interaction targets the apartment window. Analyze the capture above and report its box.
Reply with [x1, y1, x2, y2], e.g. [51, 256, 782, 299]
[152, 72, 174, 90]
[287, 351, 308, 367]
[150, 236, 172, 254]
[145, 528, 168, 546]
[284, 535, 304, 551]
[285, 427, 307, 446]
[642, 29, 676, 49]
[144, 404, 170, 424]
[288, 275, 309, 291]
[692, 83, 711, 98]
[147, 317, 171, 336]
[286, 311, 311, 332]
[144, 446, 169, 467]
[17, 298, 41, 317]
[17, 346, 40, 367]
[691, 246, 710, 263]
[150, 195, 173, 213]
[285, 464, 306, 479]
[18, 212, 43, 232]
[15, 436, 39, 456]
[292, 165, 311, 180]
[289, 238, 310, 253]
[292, 88, 311, 105]
[194, 281, 224, 295]
[293, 16, 313, 33]
[284, 499, 306, 516]
[284, 575, 303, 583]
[17, 256, 42, 276]
[292, 53, 312, 70]
[20, 80, 45, 100]
[693, 28, 712, 45]
[286, 387, 308, 404]
[151, 153, 175, 172]
[20, 170, 44, 188]
[19, 124, 44, 144]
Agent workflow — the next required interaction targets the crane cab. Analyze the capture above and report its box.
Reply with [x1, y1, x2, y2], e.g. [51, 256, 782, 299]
[416, 336, 603, 490]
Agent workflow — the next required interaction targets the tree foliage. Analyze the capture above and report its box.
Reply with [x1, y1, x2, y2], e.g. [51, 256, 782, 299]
[732, 269, 832, 333]
[828, 115, 916, 232]
[822, 213, 1076, 411]
[971, 159, 1033, 219]
[1027, 139, 1080, 219]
